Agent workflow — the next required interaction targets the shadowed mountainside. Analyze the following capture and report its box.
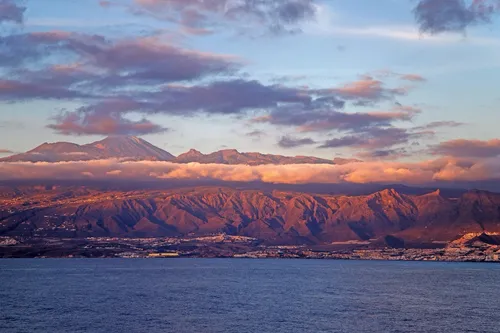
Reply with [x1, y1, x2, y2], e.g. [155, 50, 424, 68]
[1, 186, 499, 245]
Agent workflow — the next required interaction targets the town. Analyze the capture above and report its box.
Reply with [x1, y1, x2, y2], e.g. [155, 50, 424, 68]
[1, 232, 499, 262]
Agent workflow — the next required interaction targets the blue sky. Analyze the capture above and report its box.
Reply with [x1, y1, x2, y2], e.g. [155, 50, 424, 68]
[0, 0, 499, 160]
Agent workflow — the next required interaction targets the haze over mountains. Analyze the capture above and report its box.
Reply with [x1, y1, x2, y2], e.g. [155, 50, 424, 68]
[1, 136, 336, 165]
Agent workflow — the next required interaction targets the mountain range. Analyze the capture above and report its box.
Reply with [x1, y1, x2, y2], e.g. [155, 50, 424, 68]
[1, 185, 499, 245]
[1, 136, 338, 165]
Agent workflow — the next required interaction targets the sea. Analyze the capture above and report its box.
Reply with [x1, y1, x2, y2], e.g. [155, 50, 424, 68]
[1, 259, 499, 333]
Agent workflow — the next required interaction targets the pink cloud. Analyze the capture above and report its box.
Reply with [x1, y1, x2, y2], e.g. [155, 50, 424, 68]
[400, 74, 427, 82]
[432, 138, 500, 158]
[327, 76, 407, 102]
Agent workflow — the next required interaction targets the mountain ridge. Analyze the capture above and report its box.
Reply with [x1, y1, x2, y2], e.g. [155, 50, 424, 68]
[1, 185, 499, 245]
[1, 136, 338, 165]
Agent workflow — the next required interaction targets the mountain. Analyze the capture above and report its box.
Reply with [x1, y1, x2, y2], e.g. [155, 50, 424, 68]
[1, 136, 175, 162]
[1, 136, 337, 165]
[87, 136, 175, 161]
[174, 148, 334, 165]
[1, 186, 499, 245]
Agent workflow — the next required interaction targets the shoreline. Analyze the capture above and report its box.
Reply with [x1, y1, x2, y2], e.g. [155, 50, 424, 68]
[2, 234, 499, 262]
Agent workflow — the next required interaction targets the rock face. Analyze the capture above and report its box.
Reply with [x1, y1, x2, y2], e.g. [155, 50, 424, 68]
[1, 136, 175, 162]
[1, 186, 500, 245]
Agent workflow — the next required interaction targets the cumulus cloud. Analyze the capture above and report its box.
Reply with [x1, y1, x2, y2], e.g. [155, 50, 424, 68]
[432, 138, 500, 158]
[278, 135, 316, 148]
[0, 0, 25, 24]
[0, 157, 499, 186]
[414, 0, 500, 34]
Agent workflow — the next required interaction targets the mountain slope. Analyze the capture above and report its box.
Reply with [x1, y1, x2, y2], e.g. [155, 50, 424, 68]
[1, 186, 499, 245]
[86, 136, 175, 161]
[174, 149, 335, 165]
[1, 136, 175, 162]
[1, 136, 337, 164]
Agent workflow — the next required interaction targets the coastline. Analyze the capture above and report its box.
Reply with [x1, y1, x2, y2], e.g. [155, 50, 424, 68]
[1, 235, 499, 262]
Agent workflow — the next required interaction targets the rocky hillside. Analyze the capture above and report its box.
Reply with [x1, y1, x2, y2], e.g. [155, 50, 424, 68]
[1, 186, 499, 245]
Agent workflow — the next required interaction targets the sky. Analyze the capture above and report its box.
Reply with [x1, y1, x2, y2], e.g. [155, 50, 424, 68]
[0, 0, 499, 187]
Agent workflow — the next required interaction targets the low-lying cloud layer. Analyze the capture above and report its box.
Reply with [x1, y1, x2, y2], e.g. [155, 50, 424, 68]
[1, 158, 499, 186]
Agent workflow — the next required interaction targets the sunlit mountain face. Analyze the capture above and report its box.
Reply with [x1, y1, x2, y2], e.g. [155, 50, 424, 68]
[2, 184, 500, 245]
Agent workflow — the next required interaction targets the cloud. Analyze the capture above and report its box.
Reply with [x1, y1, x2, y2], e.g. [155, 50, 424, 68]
[124, 0, 317, 35]
[432, 138, 500, 158]
[46, 73, 423, 138]
[0, 32, 239, 85]
[318, 127, 430, 150]
[400, 74, 427, 82]
[246, 130, 265, 137]
[0, 31, 107, 68]
[415, 120, 464, 130]
[0, 148, 13, 154]
[1, 157, 499, 186]
[324, 76, 407, 103]
[260, 106, 414, 133]
[318, 135, 365, 149]
[0, 0, 26, 24]
[47, 80, 313, 135]
[48, 109, 168, 136]
[356, 148, 410, 160]
[278, 135, 316, 148]
[414, 0, 500, 34]
[0, 79, 88, 100]
[370, 70, 427, 83]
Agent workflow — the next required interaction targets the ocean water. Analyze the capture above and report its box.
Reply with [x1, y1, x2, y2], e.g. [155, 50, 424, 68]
[1, 259, 499, 333]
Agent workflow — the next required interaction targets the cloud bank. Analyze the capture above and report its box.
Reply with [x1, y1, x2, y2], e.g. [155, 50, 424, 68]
[0, 158, 499, 186]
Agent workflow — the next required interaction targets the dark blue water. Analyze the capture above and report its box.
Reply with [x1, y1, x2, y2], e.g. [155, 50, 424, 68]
[1, 259, 499, 333]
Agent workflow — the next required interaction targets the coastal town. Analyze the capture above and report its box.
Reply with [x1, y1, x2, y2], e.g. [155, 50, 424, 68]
[1, 232, 499, 262]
